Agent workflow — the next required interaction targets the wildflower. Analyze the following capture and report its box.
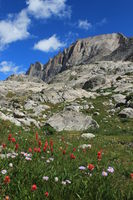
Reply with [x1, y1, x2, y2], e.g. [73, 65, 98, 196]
[4, 176, 10, 184]
[8, 134, 12, 141]
[102, 171, 108, 177]
[79, 166, 86, 170]
[11, 138, 16, 143]
[45, 192, 49, 197]
[31, 184, 37, 191]
[43, 176, 49, 181]
[5, 196, 10, 200]
[130, 173, 133, 179]
[34, 148, 38, 152]
[66, 180, 71, 184]
[49, 157, 54, 161]
[107, 167, 114, 173]
[63, 150, 66, 155]
[88, 164, 94, 171]
[73, 148, 76, 152]
[2, 144, 6, 149]
[25, 157, 32, 161]
[97, 151, 102, 161]
[15, 143, 19, 151]
[46, 159, 50, 163]
[29, 148, 32, 153]
[70, 153, 76, 159]
[37, 148, 41, 153]
[9, 163, 13, 168]
[55, 177, 59, 182]
[35, 132, 38, 141]
[38, 140, 42, 147]
[62, 181, 66, 185]
[1, 170, 7, 175]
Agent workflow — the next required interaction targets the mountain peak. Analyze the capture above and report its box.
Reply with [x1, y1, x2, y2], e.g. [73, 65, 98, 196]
[26, 33, 132, 83]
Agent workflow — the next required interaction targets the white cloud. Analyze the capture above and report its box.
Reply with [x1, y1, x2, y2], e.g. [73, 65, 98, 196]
[0, 10, 31, 50]
[33, 34, 65, 52]
[78, 20, 92, 30]
[0, 61, 20, 74]
[26, 0, 71, 19]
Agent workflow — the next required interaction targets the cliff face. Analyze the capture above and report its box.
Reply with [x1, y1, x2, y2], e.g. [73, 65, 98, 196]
[26, 33, 133, 82]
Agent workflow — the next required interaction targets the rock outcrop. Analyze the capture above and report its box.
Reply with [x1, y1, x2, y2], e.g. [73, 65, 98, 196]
[26, 33, 133, 82]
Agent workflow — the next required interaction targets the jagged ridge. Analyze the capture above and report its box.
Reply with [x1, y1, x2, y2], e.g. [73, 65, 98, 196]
[26, 33, 133, 82]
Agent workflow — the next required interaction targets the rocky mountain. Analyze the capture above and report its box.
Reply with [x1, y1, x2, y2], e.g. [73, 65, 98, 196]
[1, 33, 133, 133]
[26, 33, 133, 82]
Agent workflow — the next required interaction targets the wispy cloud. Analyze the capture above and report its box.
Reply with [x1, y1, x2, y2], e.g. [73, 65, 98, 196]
[0, 61, 22, 74]
[26, 0, 71, 19]
[78, 20, 92, 30]
[33, 34, 66, 52]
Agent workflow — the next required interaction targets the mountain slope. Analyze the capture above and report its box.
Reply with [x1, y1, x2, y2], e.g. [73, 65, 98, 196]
[25, 33, 132, 82]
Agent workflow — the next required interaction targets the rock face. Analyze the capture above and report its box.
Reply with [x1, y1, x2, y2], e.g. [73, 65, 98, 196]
[119, 108, 133, 118]
[26, 33, 133, 82]
[1, 33, 133, 131]
[47, 111, 99, 131]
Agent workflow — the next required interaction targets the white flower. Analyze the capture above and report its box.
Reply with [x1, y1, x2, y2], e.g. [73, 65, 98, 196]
[66, 180, 71, 184]
[102, 171, 108, 177]
[55, 177, 59, 182]
[62, 181, 66, 185]
[43, 176, 49, 181]
[9, 163, 13, 168]
[25, 157, 32, 161]
[49, 157, 54, 161]
[46, 159, 50, 163]
[11, 155, 16, 158]
[107, 167, 114, 173]
[1, 170, 7, 175]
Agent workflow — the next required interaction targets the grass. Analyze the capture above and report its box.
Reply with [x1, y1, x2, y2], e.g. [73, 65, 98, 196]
[0, 94, 133, 199]
[0, 119, 133, 199]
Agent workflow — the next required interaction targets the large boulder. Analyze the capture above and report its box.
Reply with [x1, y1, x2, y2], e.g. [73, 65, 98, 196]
[82, 75, 106, 90]
[119, 108, 133, 118]
[112, 94, 126, 104]
[46, 111, 99, 131]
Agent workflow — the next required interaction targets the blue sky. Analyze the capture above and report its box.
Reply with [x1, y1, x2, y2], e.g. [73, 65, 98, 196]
[0, 0, 133, 80]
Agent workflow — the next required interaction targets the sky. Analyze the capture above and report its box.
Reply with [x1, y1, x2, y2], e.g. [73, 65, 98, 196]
[0, 0, 133, 80]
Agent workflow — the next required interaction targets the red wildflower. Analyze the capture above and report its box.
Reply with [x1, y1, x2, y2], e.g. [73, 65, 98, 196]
[29, 148, 32, 153]
[97, 151, 102, 161]
[88, 164, 94, 171]
[15, 143, 19, 151]
[36, 132, 38, 141]
[8, 134, 12, 141]
[43, 146, 46, 152]
[4, 176, 10, 184]
[38, 140, 42, 147]
[70, 153, 76, 159]
[73, 148, 76, 152]
[63, 150, 66, 155]
[11, 138, 16, 143]
[31, 184, 37, 191]
[2, 144, 6, 149]
[37, 148, 41, 153]
[34, 148, 38, 152]
[130, 173, 133, 179]
[45, 192, 49, 197]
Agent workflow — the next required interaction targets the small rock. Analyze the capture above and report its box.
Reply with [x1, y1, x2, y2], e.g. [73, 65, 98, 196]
[81, 133, 95, 139]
